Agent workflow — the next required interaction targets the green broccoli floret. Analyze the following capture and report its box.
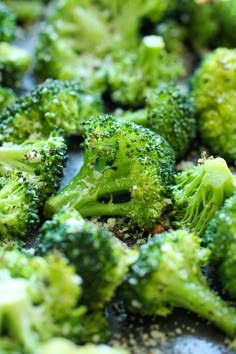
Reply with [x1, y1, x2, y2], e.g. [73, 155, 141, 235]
[204, 192, 236, 300]
[171, 156, 235, 237]
[117, 83, 196, 160]
[191, 48, 236, 164]
[120, 229, 236, 337]
[0, 78, 103, 144]
[108, 35, 184, 108]
[3, 0, 45, 23]
[0, 135, 67, 202]
[0, 42, 30, 87]
[0, 170, 40, 239]
[0, 85, 16, 113]
[37, 338, 130, 354]
[44, 115, 175, 229]
[0, 1, 16, 42]
[36, 208, 137, 309]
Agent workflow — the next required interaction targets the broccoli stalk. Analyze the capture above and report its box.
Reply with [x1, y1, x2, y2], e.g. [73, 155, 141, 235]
[120, 229, 236, 337]
[171, 156, 235, 237]
[44, 115, 175, 229]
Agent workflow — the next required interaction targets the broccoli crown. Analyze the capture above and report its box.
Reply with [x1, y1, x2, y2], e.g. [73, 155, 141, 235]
[36, 208, 137, 309]
[0, 85, 16, 113]
[0, 135, 67, 202]
[120, 229, 236, 337]
[0, 42, 30, 87]
[108, 35, 184, 107]
[204, 192, 236, 300]
[44, 115, 175, 229]
[0, 78, 103, 143]
[191, 47, 236, 163]
[171, 156, 235, 237]
[0, 170, 40, 239]
[0, 1, 16, 42]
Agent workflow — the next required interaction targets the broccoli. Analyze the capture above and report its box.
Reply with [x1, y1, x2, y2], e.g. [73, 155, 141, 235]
[0, 42, 30, 87]
[171, 155, 235, 237]
[0, 78, 103, 144]
[37, 338, 129, 354]
[0, 135, 67, 203]
[191, 47, 236, 164]
[0, 170, 40, 239]
[204, 192, 236, 300]
[3, 0, 46, 23]
[0, 1, 16, 42]
[108, 35, 184, 107]
[117, 83, 196, 160]
[44, 115, 175, 229]
[0, 85, 16, 112]
[120, 229, 236, 337]
[35, 208, 137, 309]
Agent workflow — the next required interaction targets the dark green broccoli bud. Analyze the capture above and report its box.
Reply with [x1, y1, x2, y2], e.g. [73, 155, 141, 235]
[0, 1, 16, 42]
[108, 35, 184, 108]
[36, 208, 137, 309]
[0, 42, 30, 87]
[44, 115, 175, 229]
[120, 229, 236, 337]
[118, 83, 196, 160]
[0, 85, 16, 113]
[0, 135, 67, 202]
[0, 78, 103, 144]
[3, 0, 45, 23]
[191, 48, 236, 164]
[171, 156, 235, 237]
[204, 192, 236, 300]
[0, 170, 40, 239]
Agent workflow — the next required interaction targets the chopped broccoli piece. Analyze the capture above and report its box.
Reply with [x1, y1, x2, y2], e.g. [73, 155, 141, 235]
[191, 47, 236, 164]
[3, 0, 45, 23]
[0, 85, 16, 113]
[36, 208, 137, 309]
[0, 42, 30, 87]
[171, 156, 235, 237]
[44, 115, 175, 229]
[108, 35, 184, 107]
[0, 78, 103, 143]
[120, 229, 236, 337]
[118, 83, 196, 159]
[204, 192, 236, 300]
[0, 1, 16, 42]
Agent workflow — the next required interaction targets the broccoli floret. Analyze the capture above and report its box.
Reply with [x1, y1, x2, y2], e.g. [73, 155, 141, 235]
[0, 170, 40, 239]
[0, 42, 30, 87]
[204, 192, 236, 300]
[0, 85, 16, 113]
[118, 83, 196, 160]
[171, 156, 235, 237]
[120, 229, 236, 337]
[191, 48, 236, 164]
[36, 208, 137, 309]
[0, 135, 67, 202]
[0, 78, 103, 143]
[0, 1, 16, 42]
[44, 115, 175, 229]
[3, 0, 45, 23]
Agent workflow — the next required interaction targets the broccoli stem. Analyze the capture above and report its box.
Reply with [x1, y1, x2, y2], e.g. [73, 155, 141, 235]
[117, 109, 148, 127]
[0, 148, 37, 174]
[79, 201, 132, 218]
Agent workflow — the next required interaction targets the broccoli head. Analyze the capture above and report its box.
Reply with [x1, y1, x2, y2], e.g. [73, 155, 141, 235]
[120, 229, 236, 337]
[0, 78, 103, 143]
[171, 156, 235, 237]
[44, 115, 175, 229]
[204, 192, 236, 300]
[191, 47, 236, 164]
[0, 1, 16, 42]
[36, 208, 137, 309]
[0, 85, 16, 113]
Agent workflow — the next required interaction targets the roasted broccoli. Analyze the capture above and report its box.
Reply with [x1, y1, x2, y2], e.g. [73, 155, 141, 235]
[191, 47, 236, 164]
[0, 85, 16, 112]
[171, 156, 235, 237]
[0, 78, 103, 144]
[108, 35, 184, 107]
[117, 83, 196, 159]
[204, 192, 236, 300]
[0, 1, 16, 42]
[44, 115, 175, 229]
[36, 208, 137, 309]
[120, 229, 236, 337]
